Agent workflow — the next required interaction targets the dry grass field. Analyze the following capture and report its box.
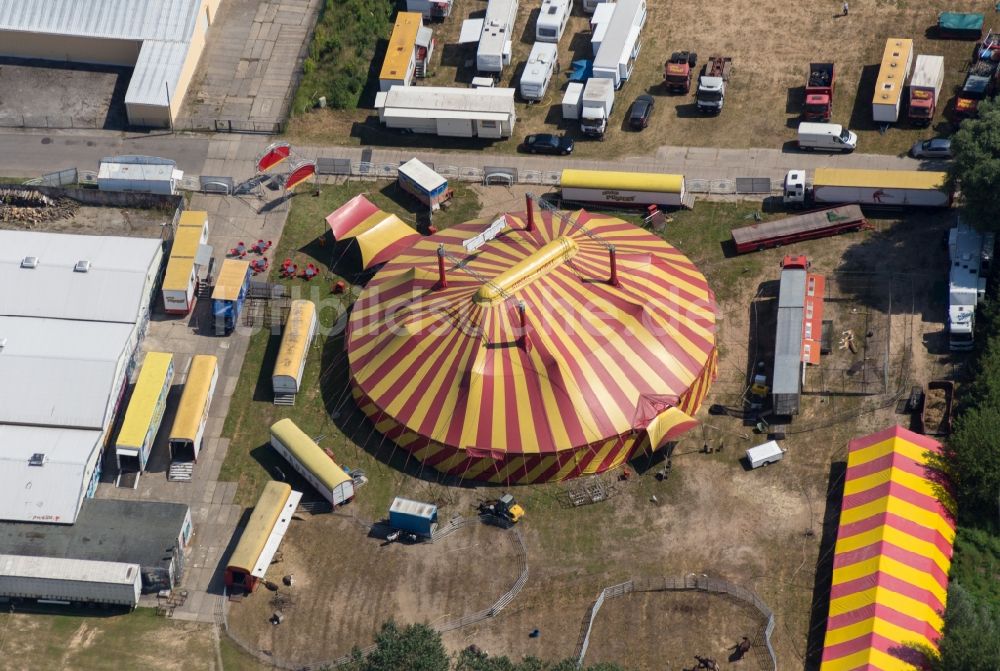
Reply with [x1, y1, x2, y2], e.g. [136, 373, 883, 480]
[287, 0, 997, 158]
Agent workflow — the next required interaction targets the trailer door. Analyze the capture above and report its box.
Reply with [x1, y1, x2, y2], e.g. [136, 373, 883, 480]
[437, 117, 474, 136]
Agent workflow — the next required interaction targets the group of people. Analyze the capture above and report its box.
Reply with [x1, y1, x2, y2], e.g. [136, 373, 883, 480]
[279, 259, 319, 280]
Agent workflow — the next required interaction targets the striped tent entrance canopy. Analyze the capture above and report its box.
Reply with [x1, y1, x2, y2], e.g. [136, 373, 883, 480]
[346, 208, 718, 484]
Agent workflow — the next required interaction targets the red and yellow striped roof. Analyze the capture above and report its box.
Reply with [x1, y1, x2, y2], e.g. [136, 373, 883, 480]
[326, 194, 421, 269]
[346, 209, 717, 458]
[821, 425, 955, 671]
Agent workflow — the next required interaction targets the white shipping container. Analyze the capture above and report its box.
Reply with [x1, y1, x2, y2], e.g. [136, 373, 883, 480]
[0, 555, 141, 608]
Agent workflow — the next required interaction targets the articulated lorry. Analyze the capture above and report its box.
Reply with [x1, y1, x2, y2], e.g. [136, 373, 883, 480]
[696, 56, 732, 114]
[803, 62, 835, 122]
[948, 221, 994, 350]
[783, 168, 951, 208]
[908, 55, 945, 126]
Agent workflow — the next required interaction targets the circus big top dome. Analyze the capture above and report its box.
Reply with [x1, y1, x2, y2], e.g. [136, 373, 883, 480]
[346, 207, 718, 485]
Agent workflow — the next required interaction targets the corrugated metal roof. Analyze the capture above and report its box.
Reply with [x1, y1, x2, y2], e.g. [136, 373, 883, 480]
[0, 425, 100, 524]
[0, 553, 140, 585]
[0, 0, 204, 111]
[0, 0, 198, 42]
[773, 307, 804, 396]
[0, 317, 133, 429]
[778, 268, 806, 309]
[0, 230, 162, 324]
[125, 39, 191, 107]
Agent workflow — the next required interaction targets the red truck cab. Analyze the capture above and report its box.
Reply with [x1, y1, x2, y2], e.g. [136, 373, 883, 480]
[803, 62, 835, 122]
[664, 51, 696, 94]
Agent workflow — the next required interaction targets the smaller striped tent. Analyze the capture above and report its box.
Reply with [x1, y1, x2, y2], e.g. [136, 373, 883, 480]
[325, 194, 421, 269]
[821, 425, 955, 671]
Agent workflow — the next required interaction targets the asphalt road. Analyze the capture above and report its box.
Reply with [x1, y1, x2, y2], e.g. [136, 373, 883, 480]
[0, 127, 946, 184]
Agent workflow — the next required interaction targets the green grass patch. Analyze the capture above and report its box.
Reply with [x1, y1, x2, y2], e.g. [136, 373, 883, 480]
[950, 526, 1000, 605]
[292, 0, 394, 113]
[220, 180, 480, 510]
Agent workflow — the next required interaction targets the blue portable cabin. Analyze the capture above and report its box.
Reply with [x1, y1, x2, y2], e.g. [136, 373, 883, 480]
[211, 259, 251, 335]
[388, 497, 438, 538]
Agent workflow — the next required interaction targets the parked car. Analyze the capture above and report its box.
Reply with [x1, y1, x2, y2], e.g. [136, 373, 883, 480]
[910, 138, 953, 159]
[628, 94, 655, 130]
[521, 134, 574, 155]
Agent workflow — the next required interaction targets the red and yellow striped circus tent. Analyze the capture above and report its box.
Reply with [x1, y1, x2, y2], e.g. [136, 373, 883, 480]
[821, 425, 956, 671]
[346, 207, 718, 484]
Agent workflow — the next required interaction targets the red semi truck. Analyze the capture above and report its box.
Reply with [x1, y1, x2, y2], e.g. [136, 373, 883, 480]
[803, 62, 835, 122]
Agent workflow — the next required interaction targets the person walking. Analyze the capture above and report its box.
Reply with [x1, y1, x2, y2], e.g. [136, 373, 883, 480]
[842, 1, 849, 16]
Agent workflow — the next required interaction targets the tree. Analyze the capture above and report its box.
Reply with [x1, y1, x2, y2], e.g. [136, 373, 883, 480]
[352, 620, 450, 671]
[950, 98, 1000, 230]
[930, 583, 1000, 671]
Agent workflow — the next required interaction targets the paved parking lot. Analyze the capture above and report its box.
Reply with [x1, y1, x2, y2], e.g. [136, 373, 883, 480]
[179, 0, 321, 129]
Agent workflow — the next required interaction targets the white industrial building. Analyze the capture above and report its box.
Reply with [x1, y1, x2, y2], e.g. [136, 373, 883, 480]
[0, 230, 163, 524]
[0, 0, 222, 128]
[375, 86, 517, 138]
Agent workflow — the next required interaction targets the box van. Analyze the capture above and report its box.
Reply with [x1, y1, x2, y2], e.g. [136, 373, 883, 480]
[798, 122, 857, 153]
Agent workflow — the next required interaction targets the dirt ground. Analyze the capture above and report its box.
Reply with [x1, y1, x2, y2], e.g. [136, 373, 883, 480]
[288, 0, 995, 158]
[224, 193, 960, 669]
[0, 58, 130, 130]
[227, 512, 523, 666]
[583, 591, 767, 670]
[0, 203, 173, 238]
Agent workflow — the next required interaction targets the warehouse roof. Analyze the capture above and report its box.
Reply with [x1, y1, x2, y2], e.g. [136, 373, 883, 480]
[0, 0, 204, 108]
[0, 425, 101, 524]
[0, 499, 191, 569]
[0, 553, 140, 585]
[0, 317, 134, 429]
[0, 230, 162, 324]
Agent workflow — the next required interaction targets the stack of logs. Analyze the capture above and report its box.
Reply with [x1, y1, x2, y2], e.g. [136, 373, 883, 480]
[0, 187, 78, 225]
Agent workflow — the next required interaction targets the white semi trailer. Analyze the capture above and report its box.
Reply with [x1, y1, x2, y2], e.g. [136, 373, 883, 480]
[783, 169, 951, 208]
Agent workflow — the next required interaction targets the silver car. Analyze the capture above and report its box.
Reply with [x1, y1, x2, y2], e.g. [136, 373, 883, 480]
[910, 138, 953, 159]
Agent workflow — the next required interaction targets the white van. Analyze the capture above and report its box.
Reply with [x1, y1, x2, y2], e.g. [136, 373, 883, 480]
[798, 122, 857, 153]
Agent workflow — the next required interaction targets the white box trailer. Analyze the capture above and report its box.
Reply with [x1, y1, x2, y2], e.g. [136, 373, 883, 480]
[520, 42, 559, 101]
[98, 156, 181, 195]
[580, 77, 615, 136]
[477, 0, 519, 74]
[872, 38, 913, 123]
[590, 2, 616, 56]
[536, 0, 571, 42]
[0, 554, 141, 608]
[592, 0, 646, 88]
[562, 81, 584, 119]
[746, 441, 786, 469]
[375, 86, 517, 138]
